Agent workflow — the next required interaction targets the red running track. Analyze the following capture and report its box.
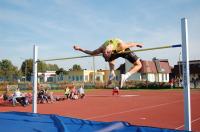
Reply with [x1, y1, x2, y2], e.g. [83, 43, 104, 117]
[1, 89, 200, 131]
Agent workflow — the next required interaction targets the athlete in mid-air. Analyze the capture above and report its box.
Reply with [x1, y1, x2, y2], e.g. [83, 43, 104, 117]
[73, 38, 143, 88]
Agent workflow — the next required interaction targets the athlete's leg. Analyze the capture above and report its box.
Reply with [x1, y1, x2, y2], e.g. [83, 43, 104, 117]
[128, 59, 142, 74]
[120, 59, 142, 88]
[120, 48, 142, 88]
[107, 60, 116, 85]
[109, 60, 115, 72]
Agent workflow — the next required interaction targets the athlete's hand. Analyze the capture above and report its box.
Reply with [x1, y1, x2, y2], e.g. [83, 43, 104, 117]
[73, 45, 81, 51]
[136, 44, 143, 48]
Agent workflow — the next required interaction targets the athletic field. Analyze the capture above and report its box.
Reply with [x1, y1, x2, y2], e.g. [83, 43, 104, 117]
[1, 89, 200, 131]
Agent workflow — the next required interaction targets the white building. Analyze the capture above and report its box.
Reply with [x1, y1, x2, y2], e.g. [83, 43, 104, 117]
[125, 58, 171, 82]
[38, 71, 56, 82]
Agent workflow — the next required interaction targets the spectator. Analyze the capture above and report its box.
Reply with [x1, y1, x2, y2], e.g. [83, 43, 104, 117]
[64, 87, 71, 99]
[70, 86, 78, 100]
[24, 92, 32, 104]
[78, 86, 85, 99]
[12, 88, 28, 106]
[12, 88, 22, 106]
[20, 93, 29, 107]
[38, 89, 48, 103]
[44, 89, 55, 103]
[49, 92, 56, 102]
[3, 90, 12, 102]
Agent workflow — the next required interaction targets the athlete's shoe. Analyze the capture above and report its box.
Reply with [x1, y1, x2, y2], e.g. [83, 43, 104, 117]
[120, 74, 126, 88]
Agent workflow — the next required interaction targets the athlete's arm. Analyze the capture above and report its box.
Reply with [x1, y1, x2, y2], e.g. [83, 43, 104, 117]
[73, 45, 103, 55]
[118, 42, 143, 50]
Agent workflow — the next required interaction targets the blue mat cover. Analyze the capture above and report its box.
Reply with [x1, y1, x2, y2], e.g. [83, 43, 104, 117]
[0, 112, 189, 132]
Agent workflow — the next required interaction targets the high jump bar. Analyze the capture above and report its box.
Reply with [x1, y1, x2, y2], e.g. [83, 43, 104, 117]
[39, 44, 181, 62]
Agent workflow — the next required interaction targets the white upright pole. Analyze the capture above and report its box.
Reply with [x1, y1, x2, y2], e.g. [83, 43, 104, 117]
[33, 45, 38, 113]
[93, 56, 96, 85]
[181, 18, 191, 131]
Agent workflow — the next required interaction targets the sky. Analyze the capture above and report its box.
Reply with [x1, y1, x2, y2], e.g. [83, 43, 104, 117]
[0, 0, 200, 70]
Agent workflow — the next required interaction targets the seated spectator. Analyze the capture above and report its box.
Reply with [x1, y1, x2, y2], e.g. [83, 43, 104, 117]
[12, 88, 22, 106]
[12, 88, 28, 106]
[3, 92, 9, 101]
[19, 93, 29, 107]
[64, 87, 71, 99]
[46, 90, 55, 103]
[78, 86, 85, 99]
[54, 94, 65, 101]
[24, 92, 32, 104]
[73, 94, 79, 100]
[3, 90, 13, 102]
[69, 86, 77, 99]
[38, 89, 48, 103]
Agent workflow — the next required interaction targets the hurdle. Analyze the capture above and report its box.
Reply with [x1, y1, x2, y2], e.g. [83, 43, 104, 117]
[32, 18, 191, 131]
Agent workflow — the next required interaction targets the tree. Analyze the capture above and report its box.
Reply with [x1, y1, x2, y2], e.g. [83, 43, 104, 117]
[21, 59, 60, 81]
[72, 64, 82, 71]
[56, 68, 68, 75]
[38, 61, 47, 72]
[37, 61, 59, 72]
[0, 59, 21, 82]
[21, 59, 33, 81]
[46, 64, 59, 71]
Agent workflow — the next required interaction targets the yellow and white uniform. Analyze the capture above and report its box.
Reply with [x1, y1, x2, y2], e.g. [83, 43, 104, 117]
[102, 38, 139, 63]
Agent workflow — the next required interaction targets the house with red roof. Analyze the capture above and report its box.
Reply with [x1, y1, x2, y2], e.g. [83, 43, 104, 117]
[125, 58, 172, 82]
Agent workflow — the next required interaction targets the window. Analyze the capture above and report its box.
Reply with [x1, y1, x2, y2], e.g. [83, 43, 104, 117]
[80, 75, 83, 81]
[141, 73, 147, 80]
[85, 75, 88, 81]
[96, 76, 100, 81]
[60, 75, 63, 81]
[76, 76, 79, 81]
[47, 77, 53, 82]
[165, 74, 168, 80]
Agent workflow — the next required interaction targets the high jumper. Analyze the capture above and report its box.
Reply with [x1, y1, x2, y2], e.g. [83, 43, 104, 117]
[73, 38, 143, 88]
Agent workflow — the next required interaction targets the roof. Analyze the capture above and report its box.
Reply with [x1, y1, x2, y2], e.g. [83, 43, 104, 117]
[159, 61, 171, 73]
[173, 60, 200, 75]
[140, 59, 171, 74]
[140, 61, 157, 73]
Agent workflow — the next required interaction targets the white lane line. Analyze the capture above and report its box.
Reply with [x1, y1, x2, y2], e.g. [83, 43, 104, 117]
[175, 116, 200, 129]
[120, 95, 139, 97]
[86, 100, 183, 120]
[86, 94, 139, 97]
